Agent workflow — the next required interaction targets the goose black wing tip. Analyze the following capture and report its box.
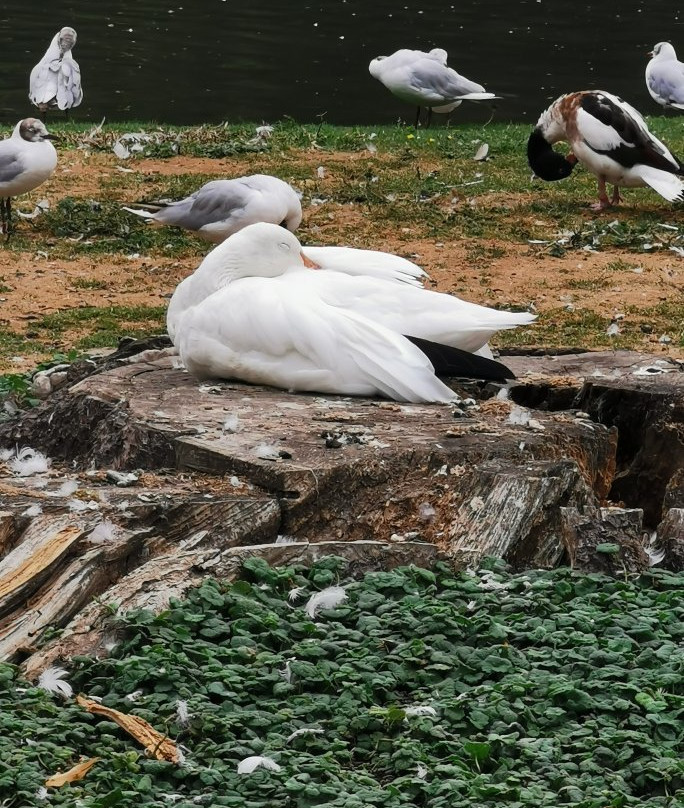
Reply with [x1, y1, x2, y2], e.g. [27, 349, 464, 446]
[405, 335, 515, 383]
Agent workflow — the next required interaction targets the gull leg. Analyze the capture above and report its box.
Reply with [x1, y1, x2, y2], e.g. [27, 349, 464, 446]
[590, 177, 611, 211]
[426, 107, 433, 129]
[414, 106, 421, 129]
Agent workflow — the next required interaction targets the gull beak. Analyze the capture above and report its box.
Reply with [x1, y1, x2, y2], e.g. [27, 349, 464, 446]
[42, 134, 61, 142]
[647, 50, 654, 57]
[300, 251, 320, 269]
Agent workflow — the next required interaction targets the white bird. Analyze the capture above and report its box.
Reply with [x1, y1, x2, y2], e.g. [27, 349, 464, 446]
[369, 48, 499, 127]
[527, 90, 684, 209]
[29, 27, 83, 117]
[0, 119, 58, 239]
[171, 223, 536, 403]
[123, 175, 302, 243]
[167, 241, 428, 343]
[645, 42, 684, 111]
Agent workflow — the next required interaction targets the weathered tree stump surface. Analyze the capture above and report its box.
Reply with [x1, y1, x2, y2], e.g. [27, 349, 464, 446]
[0, 347, 682, 668]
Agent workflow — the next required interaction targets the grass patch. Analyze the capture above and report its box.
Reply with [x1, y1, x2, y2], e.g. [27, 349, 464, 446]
[33, 305, 167, 350]
[1, 557, 682, 806]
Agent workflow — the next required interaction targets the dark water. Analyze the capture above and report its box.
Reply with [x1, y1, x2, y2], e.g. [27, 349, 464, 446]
[0, 1, 681, 126]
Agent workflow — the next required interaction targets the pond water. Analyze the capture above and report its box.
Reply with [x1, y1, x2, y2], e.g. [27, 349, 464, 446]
[0, 1, 681, 126]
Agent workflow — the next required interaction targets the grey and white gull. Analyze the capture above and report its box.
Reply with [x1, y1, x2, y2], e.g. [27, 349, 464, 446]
[29, 27, 83, 117]
[123, 174, 302, 243]
[369, 47, 499, 127]
[645, 42, 684, 111]
[0, 119, 58, 239]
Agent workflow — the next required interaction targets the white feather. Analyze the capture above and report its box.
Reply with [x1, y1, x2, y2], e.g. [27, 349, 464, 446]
[237, 755, 281, 774]
[21, 504, 43, 517]
[285, 727, 324, 743]
[404, 705, 437, 718]
[89, 519, 120, 543]
[176, 699, 190, 726]
[54, 479, 79, 497]
[305, 585, 347, 618]
[9, 447, 50, 476]
[287, 586, 306, 601]
[37, 666, 73, 699]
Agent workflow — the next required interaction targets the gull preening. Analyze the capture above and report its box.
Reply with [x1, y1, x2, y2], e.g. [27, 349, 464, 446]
[123, 174, 302, 243]
[29, 27, 83, 117]
[527, 90, 684, 209]
[169, 223, 535, 403]
[369, 48, 499, 127]
[645, 42, 684, 111]
[0, 119, 58, 240]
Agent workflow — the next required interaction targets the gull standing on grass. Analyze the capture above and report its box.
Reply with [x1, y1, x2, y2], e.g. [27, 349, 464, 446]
[29, 27, 83, 118]
[645, 42, 684, 111]
[123, 175, 302, 243]
[369, 48, 499, 127]
[0, 119, 58, 240]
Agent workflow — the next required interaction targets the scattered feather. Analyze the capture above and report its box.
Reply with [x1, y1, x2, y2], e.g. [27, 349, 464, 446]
[305, 585, 347, 618]
[285, 727, 324, 743]
[416, 763, 429, 780]
[21, 503, 43, 517]
[0, 447, 14, 461]
[276, 533, 297, 545]
[237, 755, 281, 774]
[35, 786, 49, 801]
[279, 660, 293, 684]
[473, 143, 489, 161]
[222, 414, 241, 433]
[418, 502, 436, 522]
[176, 699, 190, 727]
[55, 479, 79, 497]
[125, 690, 144, 702]
[287, 586, 306, 602]
[404, 705, 437, 718]
[9, 447, 50, 477]
[89, 519, 120, 543]
[113, 140, 130, 159]
[37, 667, 73, 699]
[253, 442, 281, 461]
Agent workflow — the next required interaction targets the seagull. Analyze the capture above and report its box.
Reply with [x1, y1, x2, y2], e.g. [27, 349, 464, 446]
[123, 175, 302, 243]
[645, 42, 684, 111]
[369, 48, 499, 127]
[29, 27, 83, 117]
[527, 90, 684, 209]
[170, 223, 535, 403]
[0, 119, 58, 240]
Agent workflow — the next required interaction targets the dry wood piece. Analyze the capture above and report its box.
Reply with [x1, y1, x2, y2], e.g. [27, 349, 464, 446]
[76, 695, 180, 763]
[45, 757, 100, 787]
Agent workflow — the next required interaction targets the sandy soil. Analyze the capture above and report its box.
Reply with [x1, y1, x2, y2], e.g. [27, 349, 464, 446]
[1, 149, 682, 369]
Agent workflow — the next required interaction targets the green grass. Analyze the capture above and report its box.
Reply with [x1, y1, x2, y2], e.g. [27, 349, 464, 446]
[1, 557, 682, 807]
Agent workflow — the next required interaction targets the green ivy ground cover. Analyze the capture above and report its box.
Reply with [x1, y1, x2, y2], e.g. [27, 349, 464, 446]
[1, 558, 683, 808]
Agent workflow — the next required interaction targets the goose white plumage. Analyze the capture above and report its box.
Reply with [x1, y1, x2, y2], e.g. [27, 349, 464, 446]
[0, 119, 58, 239]
[170, 223, 535, 403]
[369, 48, 499, 127]
[29, 27, 82, 114]
[123, 175, 302, 243]
[527, 90, 684, 209]
[645, 42, 684, 111]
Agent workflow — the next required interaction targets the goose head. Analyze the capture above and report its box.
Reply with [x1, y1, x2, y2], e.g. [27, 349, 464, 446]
[527, 128, 576, 181]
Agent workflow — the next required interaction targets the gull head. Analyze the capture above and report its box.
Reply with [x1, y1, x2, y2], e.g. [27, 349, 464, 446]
[368, 56, 388, 78]
[17, 119, 58, 143]
[649, 42, 676, 60]
[58, 27, 78, 53]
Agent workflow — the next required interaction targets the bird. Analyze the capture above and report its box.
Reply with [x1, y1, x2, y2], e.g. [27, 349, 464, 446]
[123, 175, 302, 243]
[0, 119, 58, 240]
[29, 27, 83, 117]
[170, 223, 536, 403]
[645, 42, 684, 111]
[368, 47, 499, 127]
[527, 90, 684, 210]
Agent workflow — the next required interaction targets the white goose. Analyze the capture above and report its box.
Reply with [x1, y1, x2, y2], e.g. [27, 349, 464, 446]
[527, 90, 684, 209]
[645, 42, 684, 111]
[369, 47, 499, 128]
[29, 27, 82, 116]
[171, 223, 535, 404]
[123, 175, 302, 243]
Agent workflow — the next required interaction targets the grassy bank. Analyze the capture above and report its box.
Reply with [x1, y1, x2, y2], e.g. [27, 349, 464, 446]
[1, 558, 683, 807]
[0, 117, 682, 382]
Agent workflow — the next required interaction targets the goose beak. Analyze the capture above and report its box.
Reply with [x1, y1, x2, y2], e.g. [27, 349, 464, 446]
[300, 251, 320, 269]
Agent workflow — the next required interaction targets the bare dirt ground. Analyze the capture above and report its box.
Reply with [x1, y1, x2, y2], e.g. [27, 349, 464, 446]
[0, 149, 682, 370]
